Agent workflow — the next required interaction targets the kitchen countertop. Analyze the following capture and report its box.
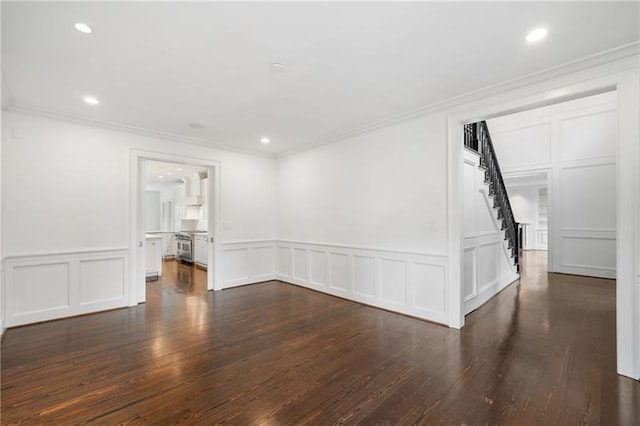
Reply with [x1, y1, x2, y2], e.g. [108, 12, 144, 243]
[145, 234, 163, 239]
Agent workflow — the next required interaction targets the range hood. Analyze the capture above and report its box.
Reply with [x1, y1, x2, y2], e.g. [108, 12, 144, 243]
[183, 205, 202, 220]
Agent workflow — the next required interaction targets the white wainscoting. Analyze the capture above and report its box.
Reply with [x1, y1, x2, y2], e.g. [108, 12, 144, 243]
[221, 241, 276, 288]
[3, 249, 129, 327]
[274, 241, 449, 324]
[554, 159, 617, 279]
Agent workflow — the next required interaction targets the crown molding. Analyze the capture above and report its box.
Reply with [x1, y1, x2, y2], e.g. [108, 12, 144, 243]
[276, 41, 640, 159]
[4, 41, 638, 161]
[5, 103, 276, 160]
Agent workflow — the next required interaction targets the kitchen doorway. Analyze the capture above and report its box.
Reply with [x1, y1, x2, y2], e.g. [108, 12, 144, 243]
[130, 151, 222, 305]
[143, 160, 209, 301]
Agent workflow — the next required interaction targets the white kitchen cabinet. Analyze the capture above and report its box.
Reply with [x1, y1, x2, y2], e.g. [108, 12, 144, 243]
[145, 235, 163, 277]
[193, 233, 208, 267]
[161, 233, 175, 258]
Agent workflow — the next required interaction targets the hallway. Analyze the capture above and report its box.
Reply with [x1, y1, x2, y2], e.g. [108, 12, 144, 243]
[1, 252, 638, 424]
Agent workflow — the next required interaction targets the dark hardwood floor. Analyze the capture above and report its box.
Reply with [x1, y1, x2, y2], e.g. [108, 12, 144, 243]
[2, 253, 639, 424]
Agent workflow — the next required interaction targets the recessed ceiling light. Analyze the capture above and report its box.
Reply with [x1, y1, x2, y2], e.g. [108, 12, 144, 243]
[83, 96, 99, 105]
[189, 122, 205, 129]
[167, 172, 173, 176]
[74, 23, 93, 34]
[269, 63, 286, 73]
[526, 27, 548, 43]
[158, 175, 164, 179]
[177, 168, 183, 171]
[260, 137, 270, 144]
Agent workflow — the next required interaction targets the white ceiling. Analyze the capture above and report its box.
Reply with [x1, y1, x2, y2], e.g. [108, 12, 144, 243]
[145, 160, 206, 190]
[2, 2, 639, 155]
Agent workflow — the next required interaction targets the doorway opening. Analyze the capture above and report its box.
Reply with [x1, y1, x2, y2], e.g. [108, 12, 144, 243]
[461, 91, 618, 316]
[143, 161, 210, 304]
[449, 68, 639, 380]
[130, 151, 222, 306]
[486, 90, 617, 281]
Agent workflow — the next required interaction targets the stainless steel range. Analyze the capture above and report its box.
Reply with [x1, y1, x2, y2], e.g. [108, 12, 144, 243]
[175, 232, 193, 263]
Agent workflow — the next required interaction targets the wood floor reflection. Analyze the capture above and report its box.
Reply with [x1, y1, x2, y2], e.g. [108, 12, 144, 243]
[1, 252, 638, 424]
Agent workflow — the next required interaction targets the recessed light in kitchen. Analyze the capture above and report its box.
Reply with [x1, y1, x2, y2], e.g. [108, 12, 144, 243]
[167, 172, 173, 176]
[269, 63, 286, 73]
[188, 122, 205, 129]
[158, 175, 164, 179]
[83, 96, 99, 105]
[74, 23, 93, 34]
[526, 27, 548, 43]
[177, 168, 183, 171]
[260, 137, 270, 144]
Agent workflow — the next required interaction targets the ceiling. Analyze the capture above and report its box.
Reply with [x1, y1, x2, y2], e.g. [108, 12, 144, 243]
[2, 2, 639, 155]
[145, 160, 206, 190]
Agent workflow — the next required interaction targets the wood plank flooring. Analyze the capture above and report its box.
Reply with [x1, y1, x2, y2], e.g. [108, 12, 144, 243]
[2, 253, 639, 424]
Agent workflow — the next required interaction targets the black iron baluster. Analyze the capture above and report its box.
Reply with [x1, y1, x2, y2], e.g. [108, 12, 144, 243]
[464, 121, 519, 271]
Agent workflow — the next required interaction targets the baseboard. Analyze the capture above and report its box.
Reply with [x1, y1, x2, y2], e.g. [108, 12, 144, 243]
[465, 273, 520, 314]
[555, 265, 615, 279]
[223, 273, 276, 289]
[274, 241, 449, 325]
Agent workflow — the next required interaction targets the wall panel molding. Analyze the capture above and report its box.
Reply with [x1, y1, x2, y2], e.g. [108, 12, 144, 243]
[222, 241, 277, 288]
[275, 240, 448, 324]
[3, 249, 129, 327]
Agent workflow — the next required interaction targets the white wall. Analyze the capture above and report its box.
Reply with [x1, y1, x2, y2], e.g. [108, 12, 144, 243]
[276, 112, 450, 324]
[144, 190, 160, 232]
[277, 113, 448, 254]
[0, 1, 4, 335]
[1, 111, 277, 326]
[462, 149, 518, 314]
[488, 91, 617, 278]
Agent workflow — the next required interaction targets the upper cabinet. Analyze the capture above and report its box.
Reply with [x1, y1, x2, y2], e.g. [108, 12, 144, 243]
[183, 174, 203, 205]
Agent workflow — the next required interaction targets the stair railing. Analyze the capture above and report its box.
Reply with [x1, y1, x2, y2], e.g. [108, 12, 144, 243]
[464, 121, 519, 270]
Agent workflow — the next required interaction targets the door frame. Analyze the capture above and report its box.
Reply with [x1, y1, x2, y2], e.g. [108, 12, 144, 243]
[130, 149, 223, 304]
[447, 60, 639, 380]
[500, 169, 551, 257]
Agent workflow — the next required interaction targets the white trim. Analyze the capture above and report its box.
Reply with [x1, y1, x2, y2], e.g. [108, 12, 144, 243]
[448, 60, 640, 379]
[558, 234, 615, 241]
[7, 103, 275, 160]
[275, 241, 448, 324]
[223, 239, 278, 246]
[559, 263, 615, 272]
[5, 44, 638, 161]
[278, 43, 640, 158]
[274, 239, 447, 259]
[3, 249, 130, 327]
[130, 150, 223, 303]
[221, 241, 277, 288]
[558, 228, 615, 233]
[3, 248, 129, 261]
[464, 273, 519, 315]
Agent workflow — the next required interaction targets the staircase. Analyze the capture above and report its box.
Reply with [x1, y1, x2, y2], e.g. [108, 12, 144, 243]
[464, 121, 520, 271]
